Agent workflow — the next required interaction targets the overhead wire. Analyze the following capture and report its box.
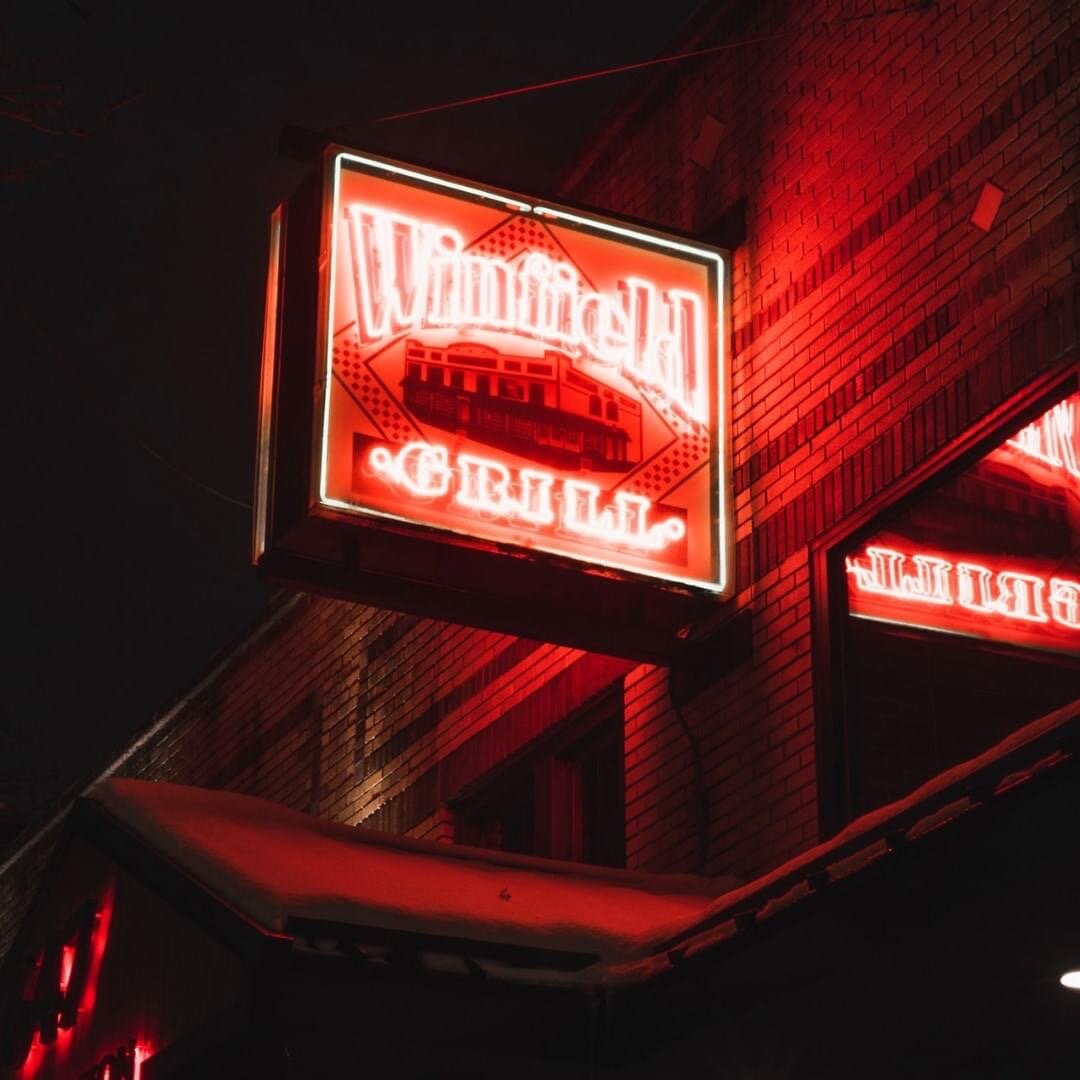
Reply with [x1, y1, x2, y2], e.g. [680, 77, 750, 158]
[2, 4, 935, 513]
[335, 4, 935, 127]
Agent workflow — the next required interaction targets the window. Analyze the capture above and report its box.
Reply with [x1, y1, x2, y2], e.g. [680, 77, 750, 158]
[831, 388, 1079, 820]
[453, 688, 625, 867]
[528, 383, 545, 407]
[476, 375, 491, 397]
[426, 366, 444, 387]
[605, 401, 618, 421]
[589, 394, 602, 417]
[449, 369, 464, 390]
[498, 378, 525, 401]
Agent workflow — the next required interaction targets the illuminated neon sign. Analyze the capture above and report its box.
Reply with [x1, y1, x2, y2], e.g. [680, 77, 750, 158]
[846, 533, 1079, 654]
[345, 204, 708, 422]
[366, 441, 686, 553]
[4, 899, 106, 1074]
[2, 890, 152, 1080]
[315, 151, 728, 593]
[1003, 396, 1079, 480]
[847, 546, 1080, 629]
[6, 898, 98, 1067]
[845, 390, 1079, 654]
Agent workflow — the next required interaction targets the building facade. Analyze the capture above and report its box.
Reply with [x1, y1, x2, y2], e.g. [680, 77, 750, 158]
[2, 0, 1078, 1075]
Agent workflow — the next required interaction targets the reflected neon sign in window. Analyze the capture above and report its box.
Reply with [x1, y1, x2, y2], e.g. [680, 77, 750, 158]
[317, 153, 729, 592]
[846, 391, 1080, 654]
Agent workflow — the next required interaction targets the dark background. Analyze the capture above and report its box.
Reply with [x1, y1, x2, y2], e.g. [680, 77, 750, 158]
[0, 0, 705, 822]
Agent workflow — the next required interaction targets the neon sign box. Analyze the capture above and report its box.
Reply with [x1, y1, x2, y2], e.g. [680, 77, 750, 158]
[845, 391, 1080, 656]
[255, 148, 730, 660]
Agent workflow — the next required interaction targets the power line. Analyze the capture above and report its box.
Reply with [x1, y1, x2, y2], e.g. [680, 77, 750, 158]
[364, 5, 933, 125]
[133, 438, 252, 510]
[373, 33, 787, 123]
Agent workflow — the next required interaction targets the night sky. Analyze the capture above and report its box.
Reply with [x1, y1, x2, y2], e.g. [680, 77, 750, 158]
[0, 1, 706, 820]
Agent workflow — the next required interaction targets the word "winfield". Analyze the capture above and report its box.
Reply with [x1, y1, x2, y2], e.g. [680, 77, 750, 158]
[343, 204, 709, 422]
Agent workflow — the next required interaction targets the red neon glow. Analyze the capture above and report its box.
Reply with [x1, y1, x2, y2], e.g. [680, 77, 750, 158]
[345, 203, 708, 423]
[317, 152, 728, 594]
[73, 1041, 150, 1080]
[846, 542, 1080, 650]
[1004, 397, 1079, 480]
[16, 891, 113, 1079]
[80, 894, 112, 1030]
[367, 440, 686, 553]
[58, 945, 76, 997]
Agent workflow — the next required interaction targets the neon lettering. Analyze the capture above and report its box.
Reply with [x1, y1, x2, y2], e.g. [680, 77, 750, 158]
[992, 571, 1048, 623]
[343, 204, 709, 422]
[1006, 399, 1080, 479]
[956, 562, 994, 612]
[1050, 578, 1080, 628]
[367, 441, 684, 554]
[454, 456, 556, 526]
[2, 900, 100, 1069]
[843, 547, 952, 605]
[368, 442, 451, 498]
[846, 545, 1079, 632]
[562, 481, 685, 551]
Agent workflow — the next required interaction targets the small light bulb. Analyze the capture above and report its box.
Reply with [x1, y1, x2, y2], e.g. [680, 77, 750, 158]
[1060, 971, 1080, 990]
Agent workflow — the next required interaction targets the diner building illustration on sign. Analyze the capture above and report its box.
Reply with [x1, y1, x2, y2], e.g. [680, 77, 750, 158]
[318, 153, 727, 592]
[846, 390, 1080, 654]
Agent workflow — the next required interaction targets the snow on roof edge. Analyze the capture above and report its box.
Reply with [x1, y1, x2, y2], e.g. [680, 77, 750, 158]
[85, 779, 739, 967]
[625, 695, 1080, 978]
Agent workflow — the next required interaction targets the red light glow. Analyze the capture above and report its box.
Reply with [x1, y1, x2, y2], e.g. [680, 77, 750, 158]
[79, 891, 113, 1030]
[847, 540, 1079, 652]
[366, 440, 686, 553]
[14, 890, 113, 1079]
[995, 394, 1080, 485]
[58, 945, 76, 998]
[345, 203, 708, 423]
[317, 151, 729, 593]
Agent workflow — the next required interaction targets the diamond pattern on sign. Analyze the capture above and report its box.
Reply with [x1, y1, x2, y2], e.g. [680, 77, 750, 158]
[469, 216, 563, 262]
[622, 386, 711, 500]
[333, 335, 413, 443]
[469, 216, 710, 502]
[332, 215, 711, 499]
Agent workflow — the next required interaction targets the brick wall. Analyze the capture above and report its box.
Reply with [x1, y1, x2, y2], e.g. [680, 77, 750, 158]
[2, 0, 1076, 961]
[562, 0, 1077, 876]
[0, 597, 634, 958]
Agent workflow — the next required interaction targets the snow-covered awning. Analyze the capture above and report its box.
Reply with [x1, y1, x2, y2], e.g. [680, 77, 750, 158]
[88, 780, 737, 974]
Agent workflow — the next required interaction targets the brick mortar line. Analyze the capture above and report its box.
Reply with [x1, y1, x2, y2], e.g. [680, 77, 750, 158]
[735, 197, 1080, 493]
[360, 654, 634, 835]
[732, 34, 1078, 358]
[361, 637, 546, 774]
[741, 281, 1079, 584]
